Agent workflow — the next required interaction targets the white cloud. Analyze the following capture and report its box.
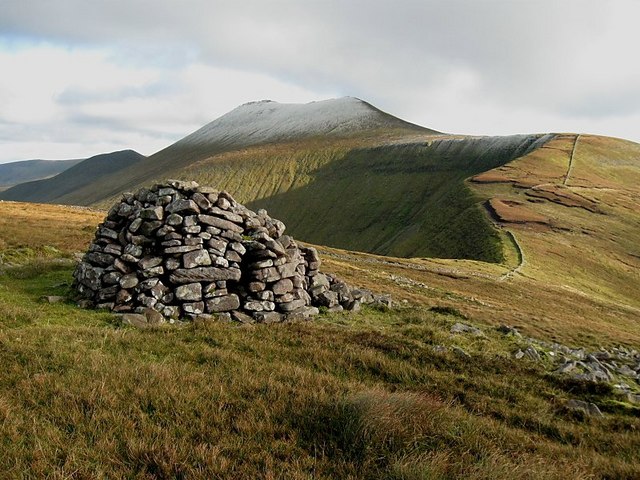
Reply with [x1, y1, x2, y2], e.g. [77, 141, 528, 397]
[0, 42, 329, 162]
[0, 0, 639, 162]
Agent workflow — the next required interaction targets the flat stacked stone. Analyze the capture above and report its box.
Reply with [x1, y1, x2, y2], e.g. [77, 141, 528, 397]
[73, 180, 382, 323]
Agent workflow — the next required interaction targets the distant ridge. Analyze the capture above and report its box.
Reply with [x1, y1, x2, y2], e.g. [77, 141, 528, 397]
[0, 158, 83, 188]
[0, 97, 562, 262]
[10, 97, 438, 207]
[0, 150, 146, 203]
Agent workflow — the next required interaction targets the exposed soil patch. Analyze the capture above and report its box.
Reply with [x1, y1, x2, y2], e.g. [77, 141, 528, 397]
[487, 198, 550, 226]
[525, 185, 602, 213]
[470, 170, 539, 189]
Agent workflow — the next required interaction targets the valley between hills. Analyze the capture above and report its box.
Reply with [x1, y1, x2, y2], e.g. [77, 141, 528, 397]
[0, 98, 639, 478]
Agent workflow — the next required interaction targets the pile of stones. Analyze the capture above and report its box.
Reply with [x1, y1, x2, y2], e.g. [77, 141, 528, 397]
[448, 321, 640, 415]
[73, 180, 386, 323]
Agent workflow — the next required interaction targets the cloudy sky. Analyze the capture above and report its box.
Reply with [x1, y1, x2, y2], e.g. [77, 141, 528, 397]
[1, 0, 639, 163]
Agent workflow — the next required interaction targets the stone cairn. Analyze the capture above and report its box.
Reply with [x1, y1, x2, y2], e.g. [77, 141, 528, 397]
[73, 180, 385, 324]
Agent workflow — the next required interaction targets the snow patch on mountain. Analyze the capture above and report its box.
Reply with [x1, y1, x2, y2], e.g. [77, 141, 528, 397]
[178, 97, 425, 149]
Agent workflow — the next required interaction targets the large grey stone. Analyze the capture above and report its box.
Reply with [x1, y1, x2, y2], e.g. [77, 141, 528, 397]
[144, 307, 166, 325]
[285, 306, 319, 321]
[166, 199, 200, 214]
[164, 245, 201, 254]
[75, 262, 103, 290]
[124, 244, 143, 257]
[309, 273, 330, 289]
[277, 262, 298, 278]
[244, 300, 275, 312]
[40, 295, 65, 304]
[248, 281, 266, 293]
[206, 294, 240, 312]
[170, 267, 241, 283]
[209, 206, 243, 224]
[231, 311, 255, 324]
[182, 301, 205, 315]
[229, 242, 246, 255]
[175, 283, 202, 301]
[165, 257, 181, 270]
[207, 237, 227, 254]
[183, 249, 212, 268]
[102, 271, 122, 285]
[191, 192, 212, 210]
[119, 273, 139, 289]
[316, 291, 339, 308]
[97, 226, 119, 240]
[166, 213, 183, 226]
[138, 221, 163, 236]
[198, 214, 244, 233]
[140, 266, 164, 278]
[250, 259, 273, 269]
[85, 252, 115, 267]
[140, 206, 164, 221]
[253, 311, 283, 323]
[252, 267, 281, 283]
[138, 256, 163, 270]
[279, 299, 306, 312]
[120, 313, 148, 328]
[450, 322, 485, 337]
[566, 399, 604, 418]
[272, 278, 294, 295]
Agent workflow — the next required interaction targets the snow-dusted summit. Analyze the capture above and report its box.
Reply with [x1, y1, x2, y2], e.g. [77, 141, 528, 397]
[178, 97, 430, 150]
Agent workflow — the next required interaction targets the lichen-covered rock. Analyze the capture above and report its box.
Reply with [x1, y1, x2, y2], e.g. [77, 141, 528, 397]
[73, 180, 382, 323]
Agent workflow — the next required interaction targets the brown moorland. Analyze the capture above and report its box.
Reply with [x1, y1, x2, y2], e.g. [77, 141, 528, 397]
[0, 131, 639, 478]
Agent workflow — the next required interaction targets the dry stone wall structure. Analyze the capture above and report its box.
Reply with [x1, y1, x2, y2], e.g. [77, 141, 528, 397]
[73, 180, 384, 324]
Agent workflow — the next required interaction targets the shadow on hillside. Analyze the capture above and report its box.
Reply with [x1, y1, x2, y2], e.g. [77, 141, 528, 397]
[247, 135, 551, 262]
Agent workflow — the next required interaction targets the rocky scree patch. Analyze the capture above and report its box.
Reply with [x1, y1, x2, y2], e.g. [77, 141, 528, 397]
[73, 180, 386, 324]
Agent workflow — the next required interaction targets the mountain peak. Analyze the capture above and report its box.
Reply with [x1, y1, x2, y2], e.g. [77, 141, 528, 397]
[180, 97, 432, 149]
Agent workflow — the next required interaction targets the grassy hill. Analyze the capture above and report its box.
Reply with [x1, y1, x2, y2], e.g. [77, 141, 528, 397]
[18, 98, 435, 207]
[180, 134, 551, 261]
[0, 199, 639, 478]
[469, 133, 640, 332]
[0, 158, 83, 188]
[3, 98, 555, 262]
[0, 150, 145, 204]
[2, 99, 638, 272]
[1, 98, 639, 477]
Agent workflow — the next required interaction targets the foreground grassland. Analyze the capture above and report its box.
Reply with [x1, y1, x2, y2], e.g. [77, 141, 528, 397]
[1, 259, 639, 479]
[1, 200, 639, 478]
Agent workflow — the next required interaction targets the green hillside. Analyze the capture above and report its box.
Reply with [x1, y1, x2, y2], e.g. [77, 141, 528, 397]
[0, 150, 145, 203]
[0, 99, 553, 261]
[181, 134, 552, 261]
[10, 98, 433, 207]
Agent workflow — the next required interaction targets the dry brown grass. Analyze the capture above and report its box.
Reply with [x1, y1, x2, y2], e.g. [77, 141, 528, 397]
[465, 134, 640, 346]
[1, 181, 640, 477]
[487, 198, 550, 225]
[0, 201, 103, 254]
[0, 260, 639, 479]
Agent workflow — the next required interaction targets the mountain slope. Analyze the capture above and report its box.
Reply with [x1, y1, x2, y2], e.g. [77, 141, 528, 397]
[180, 134, 551, 260]
[0, 158, 83, 188]
[470, 133, 640, 318]
[33, 97, 436, 206]
[0, 150, 145, 203]
[0, 97, 556, 261]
